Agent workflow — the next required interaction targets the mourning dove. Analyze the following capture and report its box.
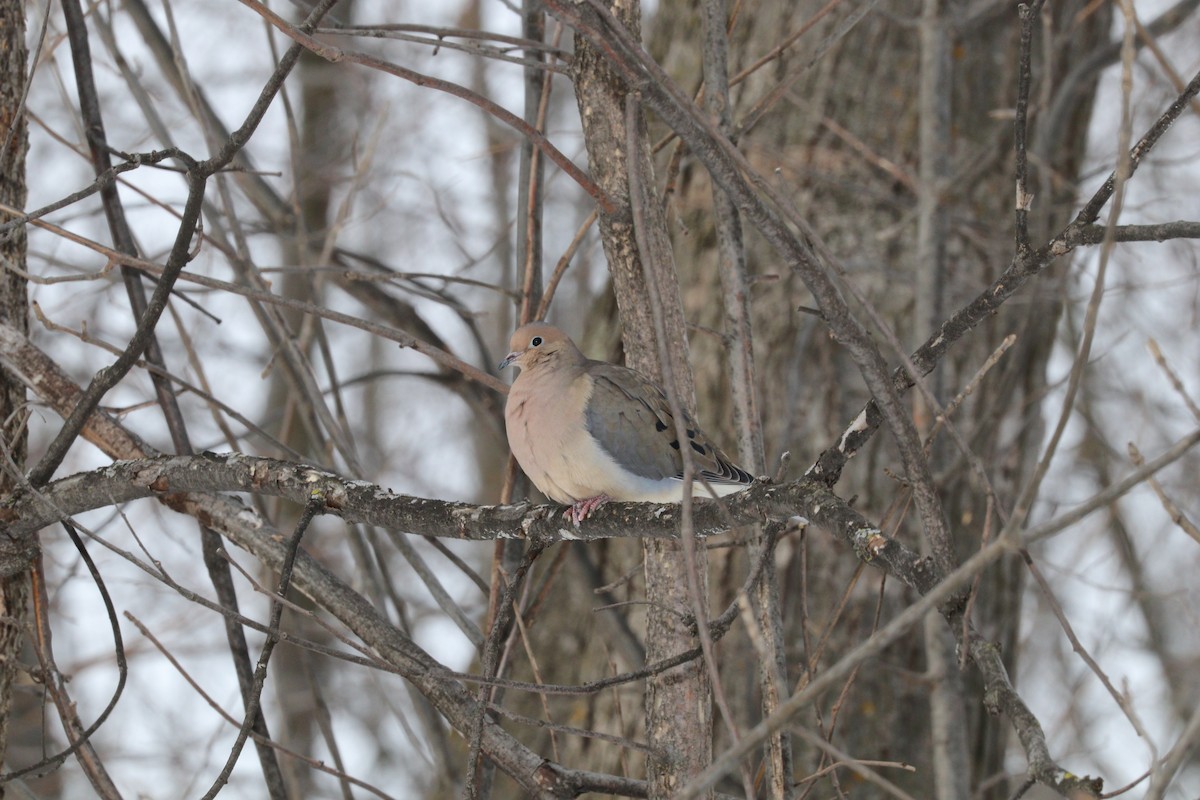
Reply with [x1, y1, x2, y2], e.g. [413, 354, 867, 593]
[500, 323, 754, 525]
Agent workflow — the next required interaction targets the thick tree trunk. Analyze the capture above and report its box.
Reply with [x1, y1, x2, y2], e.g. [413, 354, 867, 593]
[574, 2, 715, 795]
[0, 2, 30, 792]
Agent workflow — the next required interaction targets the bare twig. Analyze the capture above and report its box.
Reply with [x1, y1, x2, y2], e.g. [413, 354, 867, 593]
[791, 727, 919, 800]
[1021, 550, 1156, 752]
[1125, 442, 1200, 545]
[535, 210, 597, 321]
[198, 493, 320, 799]
[316, 24, 571, 73]
[12, 533, 125, 795]
[1144, 700, 1200, 800]
[1146, 338, 1200, 422]
[1013, 0, 1047, 256]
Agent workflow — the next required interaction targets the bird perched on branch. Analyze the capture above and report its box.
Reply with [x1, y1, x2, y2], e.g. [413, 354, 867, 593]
[500, 323, 754, 526]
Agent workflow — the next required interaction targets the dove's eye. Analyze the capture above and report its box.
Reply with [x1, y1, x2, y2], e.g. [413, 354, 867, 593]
[531, 336, 544, 347]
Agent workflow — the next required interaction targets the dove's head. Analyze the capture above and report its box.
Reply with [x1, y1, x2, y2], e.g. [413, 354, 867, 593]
[499, 323, 582, 372]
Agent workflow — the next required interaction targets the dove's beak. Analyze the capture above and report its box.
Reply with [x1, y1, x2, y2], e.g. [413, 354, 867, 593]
[498, 351, 521, 370]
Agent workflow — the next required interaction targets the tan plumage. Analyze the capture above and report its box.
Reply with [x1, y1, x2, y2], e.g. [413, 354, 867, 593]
[500, 323, 753, 524]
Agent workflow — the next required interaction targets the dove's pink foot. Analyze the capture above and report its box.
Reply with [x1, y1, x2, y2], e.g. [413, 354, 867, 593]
[566, 494, 612, 526]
